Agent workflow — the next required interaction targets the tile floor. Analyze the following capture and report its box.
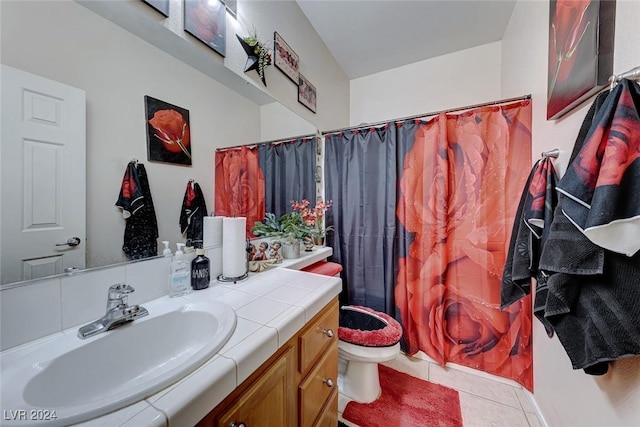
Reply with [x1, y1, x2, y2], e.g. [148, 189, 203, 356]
[338, 353, 543, 427]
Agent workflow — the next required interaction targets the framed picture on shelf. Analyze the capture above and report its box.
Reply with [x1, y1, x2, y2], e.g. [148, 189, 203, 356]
[274, 31, 299, 83]
[298, 73, 317, 113]
[145, 96, 192, 166]
[221, 0, 237, 18]
[141, 0, 170, 17]
[184, 0, 226, 57]
[546, 0, 615, 120]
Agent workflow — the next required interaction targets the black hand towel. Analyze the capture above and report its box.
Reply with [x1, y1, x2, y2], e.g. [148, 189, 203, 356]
[501, 157, 558, 309]
[115, 162, 158, 259]
[180, 181, 208, 248]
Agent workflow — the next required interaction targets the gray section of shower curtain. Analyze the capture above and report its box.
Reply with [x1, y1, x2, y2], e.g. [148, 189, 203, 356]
[324, 126, 399, 315]
[258, 137, 316, 218]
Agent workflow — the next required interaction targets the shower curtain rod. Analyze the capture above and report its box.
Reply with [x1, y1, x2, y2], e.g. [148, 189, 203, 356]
[217, 132, 317, 151]
[321, 94, 532, 136]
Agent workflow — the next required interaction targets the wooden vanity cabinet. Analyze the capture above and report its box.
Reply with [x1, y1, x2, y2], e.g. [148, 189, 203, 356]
[217, 346, 295, 427]
[197, 298, 338, 427]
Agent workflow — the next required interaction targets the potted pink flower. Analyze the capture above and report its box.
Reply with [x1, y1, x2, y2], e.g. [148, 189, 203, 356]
[291, 199, 333, 247]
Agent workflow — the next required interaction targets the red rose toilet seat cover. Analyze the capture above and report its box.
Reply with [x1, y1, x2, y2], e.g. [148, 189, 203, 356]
[338, 305, 403, 347]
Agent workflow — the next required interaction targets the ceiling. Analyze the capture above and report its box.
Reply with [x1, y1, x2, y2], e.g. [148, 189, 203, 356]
[296, 0, 517, 79]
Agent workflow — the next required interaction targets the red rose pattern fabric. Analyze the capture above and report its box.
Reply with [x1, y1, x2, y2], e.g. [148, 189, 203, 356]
[556, 79, 640, 256]
[396, 102, 533, 391]
[214, 147, 265, 235]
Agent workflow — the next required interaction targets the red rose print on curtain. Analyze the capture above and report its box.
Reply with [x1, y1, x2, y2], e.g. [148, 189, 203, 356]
[396, 102, 533, 391]
[214, 147, 265, 235]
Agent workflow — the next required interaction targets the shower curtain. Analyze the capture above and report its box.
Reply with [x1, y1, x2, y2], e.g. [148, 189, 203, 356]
[258, 137, 317, 217]
[325, 101, 533, 390]
[214, 137, 316, 234]
[324, 125, 398, 311]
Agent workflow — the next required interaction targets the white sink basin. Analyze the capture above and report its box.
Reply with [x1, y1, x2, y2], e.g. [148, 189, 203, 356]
[0, 298, 236, 426]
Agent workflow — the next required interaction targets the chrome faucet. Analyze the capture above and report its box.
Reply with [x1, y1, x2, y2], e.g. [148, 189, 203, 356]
[77, 283, 149, 339]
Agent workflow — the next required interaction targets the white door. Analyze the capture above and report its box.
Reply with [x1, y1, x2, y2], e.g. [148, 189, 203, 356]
[1, 65, 86, 285]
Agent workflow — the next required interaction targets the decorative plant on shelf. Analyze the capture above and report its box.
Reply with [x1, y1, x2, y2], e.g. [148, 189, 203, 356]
[250, 199, 332, 256]
[251, 210, 314, 258]
[236, 28, 272, 86]
[279, 211, 316, 244]
[290, 199, 334, 241]
[250, 212, 284, 238]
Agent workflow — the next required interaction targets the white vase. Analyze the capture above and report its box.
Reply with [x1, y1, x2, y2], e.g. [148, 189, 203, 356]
[282, 241, 301, 259]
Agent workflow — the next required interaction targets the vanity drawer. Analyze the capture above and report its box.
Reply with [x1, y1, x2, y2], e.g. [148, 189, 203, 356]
[299, 340, 338, 427]
[299, 299, 338, 374]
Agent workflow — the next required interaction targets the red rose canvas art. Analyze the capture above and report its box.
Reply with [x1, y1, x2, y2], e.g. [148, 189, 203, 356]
[184, 0, 226, 57]
[547, 0, 615, 120]
[145, 96, 191, 166]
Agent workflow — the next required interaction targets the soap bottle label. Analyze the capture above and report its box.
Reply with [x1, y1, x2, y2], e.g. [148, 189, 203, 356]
[169, 262, 191, 297]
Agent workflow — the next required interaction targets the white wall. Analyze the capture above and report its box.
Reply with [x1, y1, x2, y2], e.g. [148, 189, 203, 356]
[501, 1, 640, 426]
[350, 41, 503, 125]
[260, 102, 317, 142]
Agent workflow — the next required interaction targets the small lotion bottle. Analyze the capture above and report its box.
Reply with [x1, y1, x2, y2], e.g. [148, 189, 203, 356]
[191, 248, 210, 290]
[169, 243, 191, 297]
[162, 241, 172, 256]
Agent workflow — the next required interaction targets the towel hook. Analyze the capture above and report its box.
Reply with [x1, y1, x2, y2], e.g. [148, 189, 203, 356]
[541, 148, 560, 158]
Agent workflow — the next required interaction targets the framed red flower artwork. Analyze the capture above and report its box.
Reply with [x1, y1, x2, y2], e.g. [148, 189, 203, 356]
[184, 0, 226, 57]
[145, 96, 192, 166]
[546, 0, 615, 120]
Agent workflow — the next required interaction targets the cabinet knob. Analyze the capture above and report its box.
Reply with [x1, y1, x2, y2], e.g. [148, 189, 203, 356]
[230, 422, 246, 427]
[322, 328, 334, 338]
[323, 377, 334, 388]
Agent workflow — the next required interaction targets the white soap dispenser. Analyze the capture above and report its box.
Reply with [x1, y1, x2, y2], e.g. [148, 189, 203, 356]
[169, 243, 191, 297]
[162, 240, 172, 256]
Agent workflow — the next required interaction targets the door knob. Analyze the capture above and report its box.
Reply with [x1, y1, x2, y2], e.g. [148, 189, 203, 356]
[56, 237, 81, 247]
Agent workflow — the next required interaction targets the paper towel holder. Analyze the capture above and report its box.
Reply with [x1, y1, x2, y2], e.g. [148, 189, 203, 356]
[217, 272, 248, 283]
[218, 237, 249, 282]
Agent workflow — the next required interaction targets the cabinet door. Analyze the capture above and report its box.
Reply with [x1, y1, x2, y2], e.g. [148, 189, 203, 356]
[217, 347, 295, 427]
[299, 341, 338, 427]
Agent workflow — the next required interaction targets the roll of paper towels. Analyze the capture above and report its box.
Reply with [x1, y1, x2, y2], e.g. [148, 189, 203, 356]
[210, 247, 223, 278]
[203, 216, 223, 248]
[222, 217, 247, 278]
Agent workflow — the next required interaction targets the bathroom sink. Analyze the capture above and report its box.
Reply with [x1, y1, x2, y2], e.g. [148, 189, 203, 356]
[0, 298, 236, 426]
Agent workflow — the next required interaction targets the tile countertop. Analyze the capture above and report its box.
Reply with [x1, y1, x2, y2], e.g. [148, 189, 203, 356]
[77, 246, 340, 427]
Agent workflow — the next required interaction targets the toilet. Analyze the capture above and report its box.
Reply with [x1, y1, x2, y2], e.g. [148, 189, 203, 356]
[338, 305, 403, 403]
[301, 261, 403, 403]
